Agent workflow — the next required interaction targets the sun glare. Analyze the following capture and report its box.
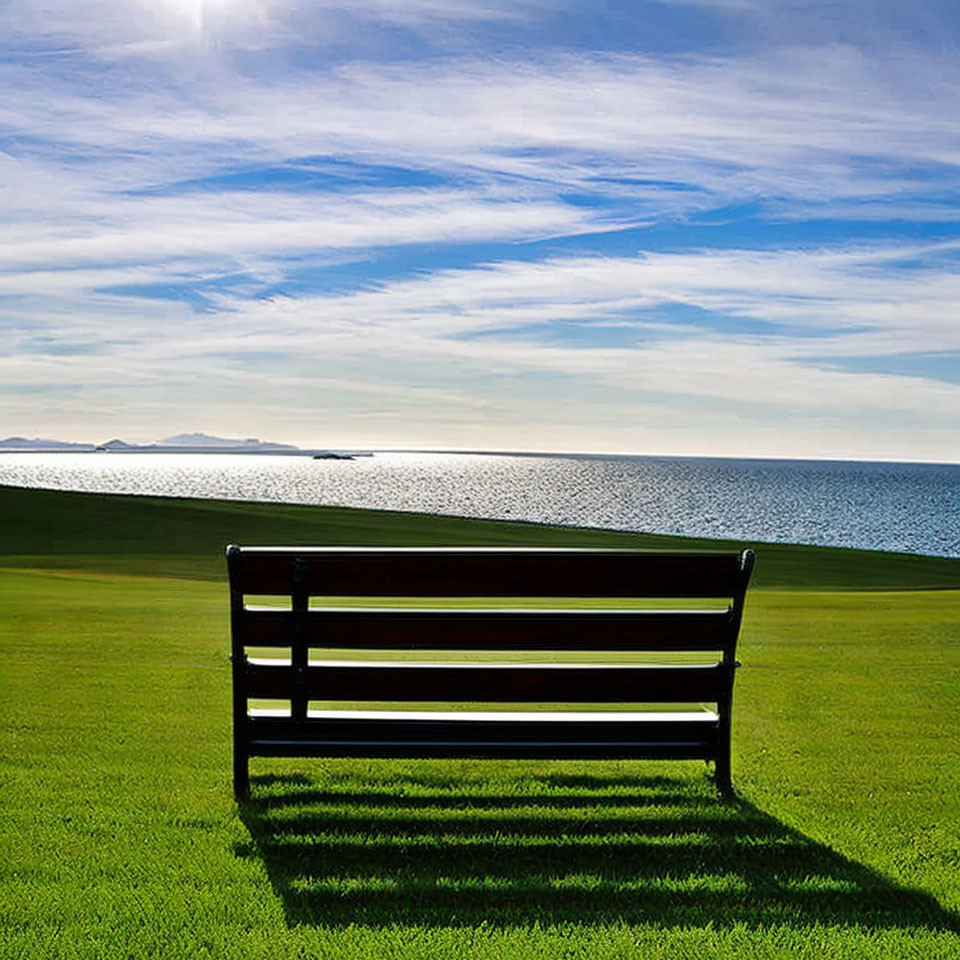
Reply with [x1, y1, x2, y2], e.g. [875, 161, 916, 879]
[159, 0, 233, 32]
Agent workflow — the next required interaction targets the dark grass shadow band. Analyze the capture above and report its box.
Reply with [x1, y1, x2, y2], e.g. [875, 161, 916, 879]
[237, 775, 960, 932]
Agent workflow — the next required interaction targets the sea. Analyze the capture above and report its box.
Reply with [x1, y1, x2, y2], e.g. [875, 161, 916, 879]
[1, 450, 958, 558]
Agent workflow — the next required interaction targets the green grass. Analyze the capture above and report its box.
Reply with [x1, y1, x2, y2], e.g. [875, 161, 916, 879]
[1, 484, 959, 958]
[4, 484, 960, 589]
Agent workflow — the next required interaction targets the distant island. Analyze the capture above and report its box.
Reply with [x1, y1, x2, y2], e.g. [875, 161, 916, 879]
[0, 433, 369, 458]
[0, 436, 96, 451]
[156, 432, 299, 451]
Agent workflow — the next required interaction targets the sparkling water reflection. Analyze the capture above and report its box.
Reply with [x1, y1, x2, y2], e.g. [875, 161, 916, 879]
[1, 451, 958, 557]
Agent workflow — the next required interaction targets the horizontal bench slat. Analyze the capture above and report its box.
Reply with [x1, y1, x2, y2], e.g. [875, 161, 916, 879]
[248, 708, 719, 721]
[239, 608, 734, 650]
[233, 548, 743, 598]
[247, 710, 717, 743]
[244, 661, 726, 703]
[246, 711, 718, 759]
[248, 742, 716, 760]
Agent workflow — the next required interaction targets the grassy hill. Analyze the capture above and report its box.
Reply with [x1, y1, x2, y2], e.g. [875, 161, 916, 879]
[1, 484, 959, 959]
[3, 483, 960, 589]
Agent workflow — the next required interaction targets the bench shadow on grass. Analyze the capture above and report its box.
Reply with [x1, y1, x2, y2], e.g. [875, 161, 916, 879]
[236, 771, 960, 931]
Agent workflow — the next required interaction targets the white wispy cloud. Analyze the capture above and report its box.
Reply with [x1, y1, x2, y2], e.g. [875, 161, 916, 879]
[8, 243, 959, 433]
[0, 188, 598, 270]
[204, 242, 960, 354]
[2, 0, 537, 56]
[5, 41, 960, 216]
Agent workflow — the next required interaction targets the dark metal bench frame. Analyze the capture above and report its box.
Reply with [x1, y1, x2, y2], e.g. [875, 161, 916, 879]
[227, 546, 755, 800]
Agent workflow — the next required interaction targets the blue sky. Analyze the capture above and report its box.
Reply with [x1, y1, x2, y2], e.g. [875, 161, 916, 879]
[2, 0, 959, 460]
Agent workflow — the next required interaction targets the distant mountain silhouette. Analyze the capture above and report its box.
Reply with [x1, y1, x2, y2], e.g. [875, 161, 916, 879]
[0, 432, 353, 455]
[96, 439, 135, 450]
[158, 433, 298, 450]
[0, 436, 95, 450]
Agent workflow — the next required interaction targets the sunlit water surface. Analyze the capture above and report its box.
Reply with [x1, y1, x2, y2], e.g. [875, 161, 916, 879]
[1, 451, 958, 557]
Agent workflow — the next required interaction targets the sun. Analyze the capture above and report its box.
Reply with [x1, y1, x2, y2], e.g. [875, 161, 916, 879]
[158, 0, 233, 32]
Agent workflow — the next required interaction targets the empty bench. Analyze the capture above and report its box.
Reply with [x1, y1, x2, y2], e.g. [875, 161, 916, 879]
[227, 546, 755, 799]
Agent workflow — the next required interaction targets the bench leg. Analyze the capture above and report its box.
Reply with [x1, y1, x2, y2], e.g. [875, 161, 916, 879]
[714, 762, 734, 799]
[714, 748, 735, 799]
[714, 691, 736, 799]
[234, 750, 249, 802]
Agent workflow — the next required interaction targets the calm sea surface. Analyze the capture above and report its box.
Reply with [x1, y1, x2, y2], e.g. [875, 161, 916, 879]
[1, 451, 958, 558]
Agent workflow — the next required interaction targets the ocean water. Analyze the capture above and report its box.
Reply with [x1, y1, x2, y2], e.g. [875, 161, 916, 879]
[1, 450, 958, 558]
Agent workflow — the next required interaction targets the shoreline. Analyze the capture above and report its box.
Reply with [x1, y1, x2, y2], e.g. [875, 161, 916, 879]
[3, 445, 960, 468]
[1, 462, 959, 562]
[3, 483, 960, 582]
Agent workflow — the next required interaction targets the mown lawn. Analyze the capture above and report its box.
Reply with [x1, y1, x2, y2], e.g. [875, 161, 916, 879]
[1, 485, 959, 958]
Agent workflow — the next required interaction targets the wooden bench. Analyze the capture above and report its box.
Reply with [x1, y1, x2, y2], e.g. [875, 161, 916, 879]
[227, 546, 755, 800]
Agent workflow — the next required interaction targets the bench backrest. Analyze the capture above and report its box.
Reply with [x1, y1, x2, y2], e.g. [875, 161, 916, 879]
[227, 546, 755, 721]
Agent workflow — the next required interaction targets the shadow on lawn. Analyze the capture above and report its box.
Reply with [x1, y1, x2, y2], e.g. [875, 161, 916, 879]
[236, 771, 960, 931]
